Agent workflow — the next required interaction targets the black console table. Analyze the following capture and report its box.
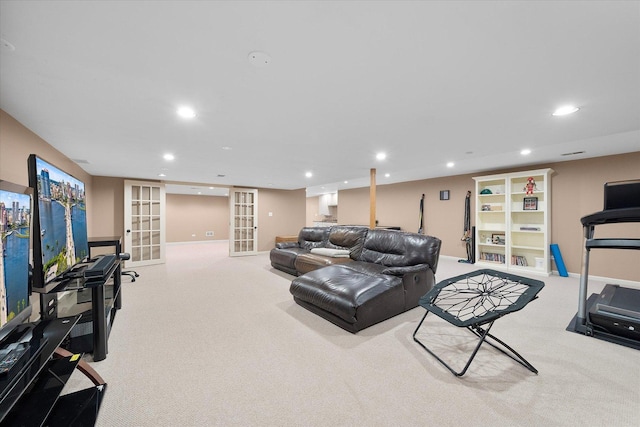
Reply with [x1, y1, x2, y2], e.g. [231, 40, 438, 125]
[88, 236, 123, 310]
[33, 240, 122, 362]
[0, 316, 106, 426]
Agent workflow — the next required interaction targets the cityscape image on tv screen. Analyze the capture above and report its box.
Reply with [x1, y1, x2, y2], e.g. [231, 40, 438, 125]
[0, 189, 31, 329]
[33, 157, 88, 283]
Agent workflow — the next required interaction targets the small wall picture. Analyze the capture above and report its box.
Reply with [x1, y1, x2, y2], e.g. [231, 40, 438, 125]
[492, 233, 505, 245]
[440, 190, 450, 200]
[523, 197, 538, 211]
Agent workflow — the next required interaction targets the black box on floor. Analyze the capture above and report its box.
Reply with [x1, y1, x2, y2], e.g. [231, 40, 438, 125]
[588, 284, 640, 342]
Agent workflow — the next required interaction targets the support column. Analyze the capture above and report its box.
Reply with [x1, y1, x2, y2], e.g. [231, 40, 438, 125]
[370, 168, 376, 229]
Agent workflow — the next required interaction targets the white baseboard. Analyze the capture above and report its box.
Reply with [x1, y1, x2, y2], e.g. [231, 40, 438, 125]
[167, 239, 229, 245]
[559, 271, 640, 288]
[439, 255, 640, 288]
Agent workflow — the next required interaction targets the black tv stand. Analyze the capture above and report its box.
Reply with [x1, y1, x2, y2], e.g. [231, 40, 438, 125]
[33, 246, 122, 362]
[0, 316, 107, 426]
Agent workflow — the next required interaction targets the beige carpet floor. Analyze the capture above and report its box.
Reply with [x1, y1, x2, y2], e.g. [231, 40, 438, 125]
[63, 241, 640, 426]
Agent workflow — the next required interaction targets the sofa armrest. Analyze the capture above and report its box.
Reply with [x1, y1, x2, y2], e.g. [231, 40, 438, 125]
[381, 263, 430, 276]
[276, 242, 299, 249]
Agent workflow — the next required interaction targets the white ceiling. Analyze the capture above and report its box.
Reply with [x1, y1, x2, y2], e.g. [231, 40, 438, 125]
[1, 1, 639, 197]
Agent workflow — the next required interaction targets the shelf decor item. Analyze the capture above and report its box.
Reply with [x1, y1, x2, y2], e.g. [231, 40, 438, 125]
[492, 233, 506, 245]
[524, 177, 537, 194]
[523, 197, 538, 210]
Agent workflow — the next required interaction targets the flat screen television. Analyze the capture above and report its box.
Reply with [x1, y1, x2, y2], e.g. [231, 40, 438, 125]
[0, 181, 33, 344]
[28, 155, 88, 289]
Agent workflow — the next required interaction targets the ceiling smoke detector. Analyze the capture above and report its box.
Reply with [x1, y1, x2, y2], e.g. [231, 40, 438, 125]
[0, 38, 15, 51]
[248, 51, 271, 68]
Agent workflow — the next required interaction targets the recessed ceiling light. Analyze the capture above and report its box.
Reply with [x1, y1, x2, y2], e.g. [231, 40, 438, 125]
[177, 106, 196, 119]
[221, 146, 232, 151]
[521, 149, 532, 155]
[552, 105, 579, 116]
[158, 173, 166, 177]
[446, 162, 455, 168]
[305, 172, 313, 178]
[163, 153, 175, 161]
[376, 152, 387, 161]
[209, 187, 215, 190]
[384, 173, 390, 178]
[344, 181, 348, 184]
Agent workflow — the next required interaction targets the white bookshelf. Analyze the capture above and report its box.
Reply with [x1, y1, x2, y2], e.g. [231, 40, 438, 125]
[474, 168, 553, 275]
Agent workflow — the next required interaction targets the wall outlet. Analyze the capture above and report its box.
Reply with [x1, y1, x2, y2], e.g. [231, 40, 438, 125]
[205, 231, 214, 237]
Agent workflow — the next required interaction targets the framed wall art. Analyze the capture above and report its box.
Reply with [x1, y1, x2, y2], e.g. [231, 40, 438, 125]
[523, 197, 538, 211]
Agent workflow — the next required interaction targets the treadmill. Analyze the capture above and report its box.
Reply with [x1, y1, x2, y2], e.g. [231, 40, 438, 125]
[573, 179, 640, 349]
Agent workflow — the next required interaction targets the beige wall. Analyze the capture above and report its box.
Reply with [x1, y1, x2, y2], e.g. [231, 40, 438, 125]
[164, 188, 305, 250]
[337, 153, 640, 282]
[256, 188, 306, 252]
[2, 109, 638, 281]
[166, 193, 229, 243]
[0, 110, 95, 233]
[306, 197, 318, 226]
[91, 176, 125, 239]
[338, 176, 476, 257]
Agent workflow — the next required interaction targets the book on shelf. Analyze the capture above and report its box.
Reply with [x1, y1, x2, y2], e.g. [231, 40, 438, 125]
[511, 255, 528, 266]
[480, 252, 505, 263]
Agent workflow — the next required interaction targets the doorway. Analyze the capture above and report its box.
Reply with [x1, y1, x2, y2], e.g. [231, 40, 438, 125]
[123, 180, 166, 267]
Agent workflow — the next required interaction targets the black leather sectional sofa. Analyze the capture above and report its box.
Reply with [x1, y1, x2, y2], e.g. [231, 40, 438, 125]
[270, 226, 442, 333]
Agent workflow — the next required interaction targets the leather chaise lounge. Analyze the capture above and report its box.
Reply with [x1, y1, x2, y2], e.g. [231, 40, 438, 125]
[272, 226, 442, 333]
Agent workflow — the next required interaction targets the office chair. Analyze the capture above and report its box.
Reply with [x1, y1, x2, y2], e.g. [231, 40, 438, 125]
[118, 253, 140, 282]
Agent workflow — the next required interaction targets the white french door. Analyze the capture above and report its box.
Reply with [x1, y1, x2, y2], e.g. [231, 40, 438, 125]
[229, 188, 258, 256]
[124, 180, 166, 267]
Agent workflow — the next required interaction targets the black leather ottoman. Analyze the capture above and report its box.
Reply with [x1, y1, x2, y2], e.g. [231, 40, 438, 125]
[290, 263, 406, 333]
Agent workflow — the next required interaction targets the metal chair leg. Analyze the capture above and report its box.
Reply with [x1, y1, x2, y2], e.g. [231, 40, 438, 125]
[413, 310, 538, 376]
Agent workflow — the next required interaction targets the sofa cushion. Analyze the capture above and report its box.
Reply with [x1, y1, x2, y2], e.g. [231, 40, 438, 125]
[294, 252, 354, 275]
[298, 227, 331, 250]
[310, 248, 351, 258]
[269, 247, 310, 271]
[360, 229, 441, 271]
[325, 226, 368, 259]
